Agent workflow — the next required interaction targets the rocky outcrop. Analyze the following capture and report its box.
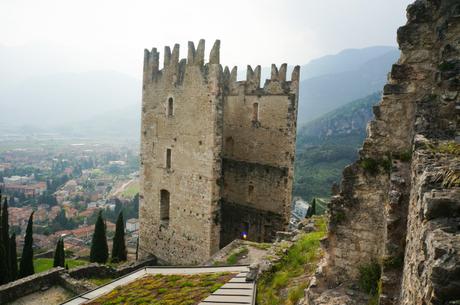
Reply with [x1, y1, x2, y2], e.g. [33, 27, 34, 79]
[305, 0, 460, 304]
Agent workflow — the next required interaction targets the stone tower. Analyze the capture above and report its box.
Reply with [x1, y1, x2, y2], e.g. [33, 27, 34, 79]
[139, 39, 299, 264]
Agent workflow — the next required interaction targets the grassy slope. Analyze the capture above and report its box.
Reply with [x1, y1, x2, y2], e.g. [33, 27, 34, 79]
[34, 258, 88, 273]
[257, 216, 327, 305]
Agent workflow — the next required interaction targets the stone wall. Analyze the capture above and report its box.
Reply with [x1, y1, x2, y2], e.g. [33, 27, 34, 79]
[139, 40, 223, 265]
[0, 267, 64, 304]
[306, 0, 460, 304]
[139, 40, 300, 264]
[220, 65, 299, 245]
[400, 141, 460, 304]
[68, 257, 157, 279]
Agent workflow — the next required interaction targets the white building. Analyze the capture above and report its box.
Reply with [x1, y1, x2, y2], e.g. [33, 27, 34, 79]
[126, 218, 139, 232]
[292, 198, 311, 220]
[3, 175, 33, 185]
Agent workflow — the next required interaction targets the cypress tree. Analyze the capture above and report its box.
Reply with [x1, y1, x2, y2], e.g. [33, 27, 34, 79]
[60, 239, 66, 267]
[53, 238, 64, 267]
[311, 198, 317, 216]
[135, 237, 139, 261]
[19, 212, 34, 278]
[9, 233, 18, 281]
[90, 211, 108, 264]
[0, 195, 4, 284]
[111, 211, 127, 263]
[0, 243, 8, 284]
[2, 197, 11, 281]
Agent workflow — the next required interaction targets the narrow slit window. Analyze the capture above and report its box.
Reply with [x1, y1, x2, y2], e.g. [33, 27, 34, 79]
[167, 97, 174, 117]
[248, 184, 254, 201]
[166, 148, 171, 170]
[252, 102, 259, 121]
[160, 189, 170, 225]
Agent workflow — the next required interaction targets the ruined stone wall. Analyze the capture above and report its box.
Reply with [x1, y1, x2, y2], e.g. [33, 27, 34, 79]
[306, 1, 459, 304]
[399, 1, 460, 303]
[139, 40, 223, 264]
[220, 65, 299, 246]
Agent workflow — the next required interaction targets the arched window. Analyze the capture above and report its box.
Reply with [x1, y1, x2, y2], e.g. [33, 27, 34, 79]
[252, 102, 259, 121]
[160, 189, 170, 226]
[167, 97, 174, 117]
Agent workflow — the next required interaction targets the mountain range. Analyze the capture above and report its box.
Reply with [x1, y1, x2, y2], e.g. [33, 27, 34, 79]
[0, 44, 397, 138]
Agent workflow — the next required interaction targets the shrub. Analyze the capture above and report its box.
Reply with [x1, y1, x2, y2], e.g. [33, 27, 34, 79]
[358, 260, 381, 295]
[397, 150, 412, 162]
[382, 254, 404, 270]
[360, 158, 379, 175]
[360, 157, 392, 175]
[332, 211, 346, 224]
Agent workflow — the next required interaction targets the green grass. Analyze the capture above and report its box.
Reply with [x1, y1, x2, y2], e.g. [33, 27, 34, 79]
[246, 241, 271, 250]
[257, 216, 327, 305]
[122, 182, 140, 198]
[433, 141, 460, 156]
[89, 277, 115, 286]
[86, 272, 234, 305]
[34, 258, 88, 273]
[358, 260, 381, 295]
[226, 247, 248, 265]
[213, 247, 249, 266]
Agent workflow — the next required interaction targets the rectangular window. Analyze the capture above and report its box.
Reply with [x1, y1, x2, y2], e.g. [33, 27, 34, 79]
[160, 189, 170, 227]
[252, 102, 259, 121]
[166, 148, 171, 169]
[167, 97, 174, 117]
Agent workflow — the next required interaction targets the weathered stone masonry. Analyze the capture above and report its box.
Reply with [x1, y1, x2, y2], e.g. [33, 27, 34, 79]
[305, 1, 460, 305]
[139, 39, 299, 264]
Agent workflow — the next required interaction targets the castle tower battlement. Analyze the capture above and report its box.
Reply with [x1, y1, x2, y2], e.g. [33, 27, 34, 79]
[139, 39, 299, 264]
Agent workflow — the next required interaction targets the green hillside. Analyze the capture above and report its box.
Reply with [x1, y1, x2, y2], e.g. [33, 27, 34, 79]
[294, 92, 381, 200]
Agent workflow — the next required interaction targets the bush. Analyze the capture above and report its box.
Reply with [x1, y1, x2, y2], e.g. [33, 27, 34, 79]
[360, 157, 392, 175]
[358, 260, 381, 294]
[382, 254, 404, 270]
[360, 158, 379, 175]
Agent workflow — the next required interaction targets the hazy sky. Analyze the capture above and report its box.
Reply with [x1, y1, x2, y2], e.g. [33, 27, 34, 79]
[1, 0, 413, 78]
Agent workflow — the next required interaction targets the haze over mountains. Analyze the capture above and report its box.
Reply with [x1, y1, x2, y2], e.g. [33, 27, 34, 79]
[0, 44, 397, 137]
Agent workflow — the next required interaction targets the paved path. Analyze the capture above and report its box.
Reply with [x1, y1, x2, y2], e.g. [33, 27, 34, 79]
[61, 266, 255, 305]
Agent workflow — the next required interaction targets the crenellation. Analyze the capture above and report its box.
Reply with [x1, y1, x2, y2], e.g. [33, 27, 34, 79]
[278, 63, 287, 81]
[195, 39, 205, 66]
[209, 40, 220, 64]
[164, 46, 171, 67]
[171, 43, 180, 67]
[187, 41, 196, 65]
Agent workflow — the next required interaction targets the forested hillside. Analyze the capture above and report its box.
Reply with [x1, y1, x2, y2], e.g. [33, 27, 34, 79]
[294, 92, 381, 200]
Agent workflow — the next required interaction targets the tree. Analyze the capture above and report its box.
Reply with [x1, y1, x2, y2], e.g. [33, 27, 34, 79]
[135, 237, 139, 261]
[0, 242, 9, 284]
[19, 212, 34, 278]
[90, 211, 108, 264]
[310, 198, 316, 216]
[9, 233, 18, 281]
[53, 238, 65, 268]
[111, 212, 127, 263]
[0, 196, 11, 284]
[2, 197, 11, 281]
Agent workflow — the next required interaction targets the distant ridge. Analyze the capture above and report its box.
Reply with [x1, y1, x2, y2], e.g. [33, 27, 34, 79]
[294, 92, 381, 200]
[297, 46, 398, 124]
